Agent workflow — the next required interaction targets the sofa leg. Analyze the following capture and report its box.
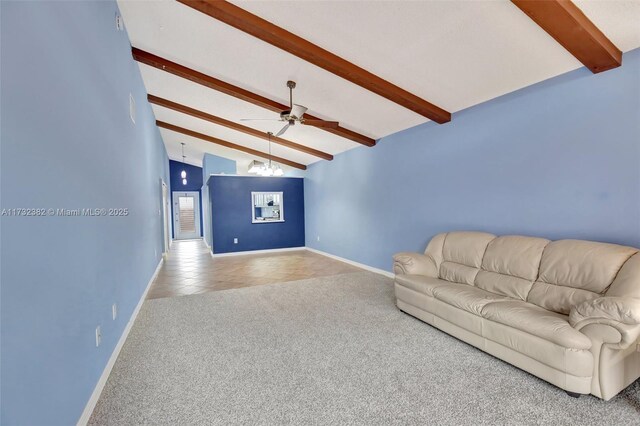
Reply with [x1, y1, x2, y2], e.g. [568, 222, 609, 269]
[566, 391, 581, 398]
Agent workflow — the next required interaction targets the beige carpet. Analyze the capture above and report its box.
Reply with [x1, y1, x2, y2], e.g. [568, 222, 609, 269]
[89, 272, 640, 425]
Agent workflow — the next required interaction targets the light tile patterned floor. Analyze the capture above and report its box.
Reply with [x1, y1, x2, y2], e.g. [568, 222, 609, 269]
[147, 239, 363, 299]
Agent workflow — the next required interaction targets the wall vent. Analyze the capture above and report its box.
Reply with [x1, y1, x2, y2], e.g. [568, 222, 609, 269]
[115, 13, 124, 31]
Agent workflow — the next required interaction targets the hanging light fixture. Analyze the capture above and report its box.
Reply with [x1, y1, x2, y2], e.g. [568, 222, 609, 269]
[258, 132, 284, 177]
[180, 143, 188, 185]
[260, 132, 274, 176]
[248, 160, 265, 174]
[247, 133, 284, 176]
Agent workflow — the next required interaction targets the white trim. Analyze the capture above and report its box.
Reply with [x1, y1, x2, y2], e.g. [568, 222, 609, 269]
[305, 247, 394, 278]
[208, 173, 303, 179]
[251, 191, 284, 224]
[76, 258, 164, 426]
[211, 247, 305, 258]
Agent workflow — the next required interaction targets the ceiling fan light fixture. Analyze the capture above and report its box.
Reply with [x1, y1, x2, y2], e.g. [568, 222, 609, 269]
[240, 81, 338, 138]
[248, 160, 265, 174]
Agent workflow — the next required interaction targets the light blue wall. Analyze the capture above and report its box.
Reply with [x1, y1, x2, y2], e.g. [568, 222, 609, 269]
[201, 153, 237, 247]
[305, 48, 640, 272]
[202, 153, 238, 178]
[1, 1, 170, 424]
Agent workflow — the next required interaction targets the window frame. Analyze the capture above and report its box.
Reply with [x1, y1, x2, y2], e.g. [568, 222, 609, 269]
[251, 191, 285, 224]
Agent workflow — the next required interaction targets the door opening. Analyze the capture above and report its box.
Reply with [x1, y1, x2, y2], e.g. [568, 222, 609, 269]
[173, 191, 201, 240]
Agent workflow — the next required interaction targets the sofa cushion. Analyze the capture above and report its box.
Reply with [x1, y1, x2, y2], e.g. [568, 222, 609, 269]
[606, 252, 640, 298]
[527, 240, 637, 314]
[481, 235, 550, 280]
[481, 301, 592, 350]
[537, 240, 636, 292]
[440, 263, 480, 286]
[526, 282, 600, 315]
[395, 275, 451, 297]
[439, 231, 495, 285]
[482, 320, 593, 377]
[432, 284, 509, 316]
[475, 272, 534, 302]
[475, 235, 550, 300]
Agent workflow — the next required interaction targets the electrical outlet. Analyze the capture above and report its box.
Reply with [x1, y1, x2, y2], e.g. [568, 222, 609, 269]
[233, 238, 238, 244]
[317, 236, 320, 242]
[112, 304, 117, 320]
[95, 326, 102, 347]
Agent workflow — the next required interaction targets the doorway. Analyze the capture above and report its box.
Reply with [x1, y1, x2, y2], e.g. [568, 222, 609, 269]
[173, 191, 201, 240]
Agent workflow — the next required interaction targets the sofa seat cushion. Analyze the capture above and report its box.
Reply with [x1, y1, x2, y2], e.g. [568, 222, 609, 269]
[432, 284, 510, 316]
[395, 275, 451, 297]
[481, 301, 592, 350]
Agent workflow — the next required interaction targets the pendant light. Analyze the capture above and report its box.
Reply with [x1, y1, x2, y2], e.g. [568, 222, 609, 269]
[261, 132, 274, 176]
[259, 132, 284, 177]
[180, 143, 187, 185]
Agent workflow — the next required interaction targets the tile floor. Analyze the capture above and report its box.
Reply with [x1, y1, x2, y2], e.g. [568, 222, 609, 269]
[147, 239, 363, 299]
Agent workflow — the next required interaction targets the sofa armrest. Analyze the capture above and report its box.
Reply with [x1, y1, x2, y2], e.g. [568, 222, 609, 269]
[393, 252, 438, 277]
[570, 297, 640, 349]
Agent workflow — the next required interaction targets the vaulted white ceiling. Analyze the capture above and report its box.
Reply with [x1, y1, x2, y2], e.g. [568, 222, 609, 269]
[117, 0, 640, 174]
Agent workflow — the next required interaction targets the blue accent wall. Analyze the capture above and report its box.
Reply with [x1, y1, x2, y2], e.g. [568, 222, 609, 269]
[1, 1, 170, 424]
[201, 153, 237, 246]
[209, 176, 305, 253]
[305, 48, 640, 272]
[170, 160, 203, 238]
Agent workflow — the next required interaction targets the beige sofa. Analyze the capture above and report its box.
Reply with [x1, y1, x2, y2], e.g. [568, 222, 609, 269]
[393, 231, 640, 400]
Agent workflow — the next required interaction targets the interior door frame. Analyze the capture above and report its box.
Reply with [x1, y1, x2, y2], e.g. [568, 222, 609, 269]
[161, 180, 171, 255]
[172, 190, 201, 240]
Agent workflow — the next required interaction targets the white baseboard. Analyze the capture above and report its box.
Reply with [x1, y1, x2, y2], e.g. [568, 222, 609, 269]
[76, 258, 164, 426]
[211, 246, 306, 257]
[305, 247, 394, 278]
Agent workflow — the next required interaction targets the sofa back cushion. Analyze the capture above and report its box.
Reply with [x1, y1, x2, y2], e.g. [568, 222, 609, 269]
[527, 240, 637, 314]
[438, 231, 496, 285]
[475, 235, 550, 300]
[606, 252, 640, 298]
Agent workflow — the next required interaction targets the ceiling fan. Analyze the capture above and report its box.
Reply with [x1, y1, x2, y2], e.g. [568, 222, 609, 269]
[240, 81, 339, 137]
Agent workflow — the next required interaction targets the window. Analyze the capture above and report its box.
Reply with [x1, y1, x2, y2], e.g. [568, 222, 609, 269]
[251, 192, 284, 223]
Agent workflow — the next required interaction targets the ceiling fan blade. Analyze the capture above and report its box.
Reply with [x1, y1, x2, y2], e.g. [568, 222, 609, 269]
[275, 123, 290, 137]
[240, 118, 281, 121]
[290, 104, 308, 120]
[303, 119, 339, 129]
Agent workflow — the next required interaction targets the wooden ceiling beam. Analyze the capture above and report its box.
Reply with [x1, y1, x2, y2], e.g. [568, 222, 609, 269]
[156, 120, 307, 170]
[148, 95, 333, 161]
[512, 0, 622, 74]
[133, 48, 375, 147]
[177, 0, 451, 123]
